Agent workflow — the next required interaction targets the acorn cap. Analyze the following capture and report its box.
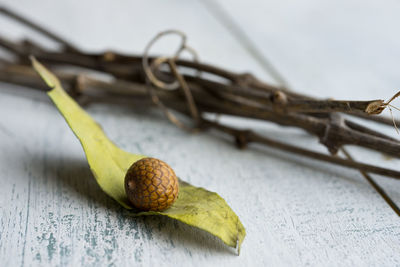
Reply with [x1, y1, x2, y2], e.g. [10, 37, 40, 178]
[125, 157, 179, 211]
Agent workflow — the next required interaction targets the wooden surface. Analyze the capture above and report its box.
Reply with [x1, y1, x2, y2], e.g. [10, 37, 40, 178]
[1, 1, 400, 266]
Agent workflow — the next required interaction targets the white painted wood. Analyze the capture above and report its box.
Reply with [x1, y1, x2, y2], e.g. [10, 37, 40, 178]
[0, 1, 400, 266]
[212, 0, 400, 98]
[211, 0, 400, 206]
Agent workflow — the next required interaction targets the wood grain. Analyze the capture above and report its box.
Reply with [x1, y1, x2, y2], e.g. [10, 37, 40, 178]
[1, 1, 400, 266]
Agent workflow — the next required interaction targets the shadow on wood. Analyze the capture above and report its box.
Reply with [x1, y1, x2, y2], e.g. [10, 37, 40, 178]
[20, 150, 236, 255]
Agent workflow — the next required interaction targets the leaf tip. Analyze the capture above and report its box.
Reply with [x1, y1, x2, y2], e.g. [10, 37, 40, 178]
[236, 224, 246, 255]
[30, 56, 58, 89]
[29, 55, 37, 64]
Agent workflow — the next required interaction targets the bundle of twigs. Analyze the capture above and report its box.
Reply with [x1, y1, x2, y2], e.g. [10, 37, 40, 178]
[0, 7, 399, 213]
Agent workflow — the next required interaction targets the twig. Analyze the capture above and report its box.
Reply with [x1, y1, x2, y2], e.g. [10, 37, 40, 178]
[1, 63, 400, 181]
[0, 18, 399, 183]
[0, 6, 78, 52]
[202, 119, 400, 179]
[200, 0, 290, 89]
[341, 148, 400, 216]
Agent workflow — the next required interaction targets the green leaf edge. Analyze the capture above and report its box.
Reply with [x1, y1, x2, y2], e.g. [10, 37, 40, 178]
[31, 57, 246, 251]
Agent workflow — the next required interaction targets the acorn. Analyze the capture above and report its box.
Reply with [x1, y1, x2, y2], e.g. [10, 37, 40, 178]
[124, 157, 179, 211]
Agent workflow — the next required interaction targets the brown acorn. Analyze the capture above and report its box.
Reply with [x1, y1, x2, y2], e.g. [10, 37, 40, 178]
[124, 157, 179, 211]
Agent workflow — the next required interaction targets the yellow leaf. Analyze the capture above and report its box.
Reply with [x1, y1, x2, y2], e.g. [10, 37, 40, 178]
[31, 57, 246, 251]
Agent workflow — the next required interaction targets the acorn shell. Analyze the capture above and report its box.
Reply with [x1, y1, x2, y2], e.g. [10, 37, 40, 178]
[125, 157, 179, 211]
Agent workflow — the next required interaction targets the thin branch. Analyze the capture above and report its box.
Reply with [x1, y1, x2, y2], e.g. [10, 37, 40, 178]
[0, 19, 399, 183]
[200, 0, 290, 89]
[203, 119, 400, 179]
[1, 62, 400, 181]
[341, 148, 400, 216]
[0, 6, 78, 52]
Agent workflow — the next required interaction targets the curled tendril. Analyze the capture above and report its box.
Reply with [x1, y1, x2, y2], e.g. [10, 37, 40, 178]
[142, 30, 201, 132]
[384, 90, 400, 134]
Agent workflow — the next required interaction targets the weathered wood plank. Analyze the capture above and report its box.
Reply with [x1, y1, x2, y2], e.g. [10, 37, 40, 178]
[210, 0, 400, 205]
[1, 1, 400, 266]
